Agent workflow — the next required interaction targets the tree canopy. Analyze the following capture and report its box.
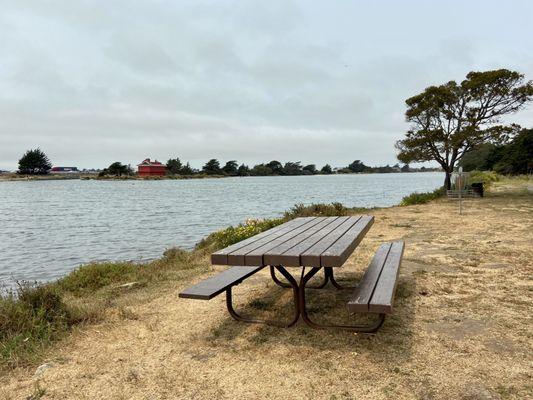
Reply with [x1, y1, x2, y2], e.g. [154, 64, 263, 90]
[17, 148, 52, 175]
[396, 69, 533, 188]
[166, 157, 182, 174]
[303, 164, 317, 174]
[459, 128, 532, 174]
[320, 164, 333, 174]
[202, 159, 222, 175]
[222, 160, 238, 175]
[107, 162, 133, 176]
[348, 160, 368, 173]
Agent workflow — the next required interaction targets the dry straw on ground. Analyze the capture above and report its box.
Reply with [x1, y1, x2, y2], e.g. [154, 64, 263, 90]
[1, 179, 531, 399]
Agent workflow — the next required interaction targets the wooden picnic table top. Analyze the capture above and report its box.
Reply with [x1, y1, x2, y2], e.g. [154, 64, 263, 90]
[211, 216, 374, 268]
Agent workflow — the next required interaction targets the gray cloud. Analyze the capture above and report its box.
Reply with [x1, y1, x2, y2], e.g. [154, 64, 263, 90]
[1, 0, 532, 170]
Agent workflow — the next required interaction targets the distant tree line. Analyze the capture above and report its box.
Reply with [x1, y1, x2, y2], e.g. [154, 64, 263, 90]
[164, 157, 433, 177]
[13, 150, 437, 178]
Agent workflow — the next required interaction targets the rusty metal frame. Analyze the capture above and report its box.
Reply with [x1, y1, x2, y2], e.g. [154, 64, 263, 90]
[270, 265, 328, 289]
[225, 266, 300, 327]
[323, 267, 356, 290]
[298, 267, 386, 333]
[225, 265, 386, 333]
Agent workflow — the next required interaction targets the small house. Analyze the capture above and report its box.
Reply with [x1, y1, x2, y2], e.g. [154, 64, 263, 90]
[137, 158, 166, 177]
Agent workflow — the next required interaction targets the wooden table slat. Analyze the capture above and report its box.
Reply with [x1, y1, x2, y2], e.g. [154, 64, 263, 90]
[300, 216, 362, 267]
[225, 217, 318, 265]
[320, 215, 374, 267]
[242, 217, 329, 265]
[264, 216, 351, 266]
[262, 217, 342, 266]
[211, 217, 314, 265]
[212, 215, 375, 268]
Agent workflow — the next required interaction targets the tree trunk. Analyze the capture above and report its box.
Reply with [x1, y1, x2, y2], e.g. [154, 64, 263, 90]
[444, 170, 452, 190]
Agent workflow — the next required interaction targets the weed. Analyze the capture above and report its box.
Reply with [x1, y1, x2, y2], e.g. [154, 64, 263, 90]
[26, 384, 46, 400]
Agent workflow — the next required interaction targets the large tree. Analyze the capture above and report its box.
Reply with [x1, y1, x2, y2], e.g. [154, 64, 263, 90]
[18, 148, 52, 175]
[265, 160, 283, 175]
[283, 161, 303, 175]
[236, 164, 250, 176]
[347, 160, 368, 173]
[222, 160, 238, 175]
[320, 164, 333, 174]
[302, 164, 317, 174]
[202, 159, 222, 175]
[396, 69, 533, 189]
[166, 157, 182, 174]
[107, 162, 132, 176]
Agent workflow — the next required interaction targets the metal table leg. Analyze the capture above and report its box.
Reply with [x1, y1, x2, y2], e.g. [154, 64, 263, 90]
[226, 266, 300, 327]
[325, 267, 356, 290]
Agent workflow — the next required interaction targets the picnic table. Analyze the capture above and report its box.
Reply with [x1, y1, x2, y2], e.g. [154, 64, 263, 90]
[180, 216, 404, 333]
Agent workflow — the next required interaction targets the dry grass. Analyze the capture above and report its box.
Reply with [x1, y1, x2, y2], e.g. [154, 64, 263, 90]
[1, 178, 531, 399]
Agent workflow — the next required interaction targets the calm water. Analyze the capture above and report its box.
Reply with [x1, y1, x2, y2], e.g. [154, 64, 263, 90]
[0, 173, 442, 285]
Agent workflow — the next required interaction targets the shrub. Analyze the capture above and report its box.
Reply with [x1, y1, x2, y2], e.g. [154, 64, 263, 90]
[469, 170, 501, 184]
[284, 202, 348, 219]
[197, 218, 284, 251]
[400, 187, 444, 206]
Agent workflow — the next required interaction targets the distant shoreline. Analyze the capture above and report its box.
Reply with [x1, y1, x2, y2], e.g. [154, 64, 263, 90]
[0, 173, 228, 182]
[0, 170, 441, 182]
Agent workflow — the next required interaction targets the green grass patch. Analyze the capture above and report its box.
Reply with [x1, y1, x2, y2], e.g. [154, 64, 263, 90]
[56, 262, 139, 295]
[0, 247, 210, 372]
[0, 283, 90, 370]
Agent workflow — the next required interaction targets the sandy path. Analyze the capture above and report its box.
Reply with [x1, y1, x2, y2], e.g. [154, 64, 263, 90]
[1, 189, 532, 399]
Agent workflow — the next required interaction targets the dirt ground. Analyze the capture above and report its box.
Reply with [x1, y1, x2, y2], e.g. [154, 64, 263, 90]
[1, 180, 532, 399]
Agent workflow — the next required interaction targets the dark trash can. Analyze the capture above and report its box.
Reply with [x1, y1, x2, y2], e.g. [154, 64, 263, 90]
[471, 182, 484, 197]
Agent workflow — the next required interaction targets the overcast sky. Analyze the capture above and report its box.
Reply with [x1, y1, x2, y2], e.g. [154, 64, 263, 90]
[1, 0, 532, 171]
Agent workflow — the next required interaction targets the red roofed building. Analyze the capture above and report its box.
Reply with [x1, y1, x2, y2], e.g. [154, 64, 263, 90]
[137, 158, 166, 177]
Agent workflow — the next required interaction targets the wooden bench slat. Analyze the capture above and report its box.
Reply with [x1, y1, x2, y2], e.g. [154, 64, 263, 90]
[346, 243, 392, 313]
[243, 217, 328, 265]
[263, 217, 344, 266]
[178, 266, 264, 300]
[369, 241, 405, 313]
[320, 216, 374, 268]
[211, 217, 314, 265]
[300, 217, 362, 267]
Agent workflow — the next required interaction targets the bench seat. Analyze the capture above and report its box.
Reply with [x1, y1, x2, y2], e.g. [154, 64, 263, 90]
[347, 241, 404, 314]
[179, 266, 264, 300]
